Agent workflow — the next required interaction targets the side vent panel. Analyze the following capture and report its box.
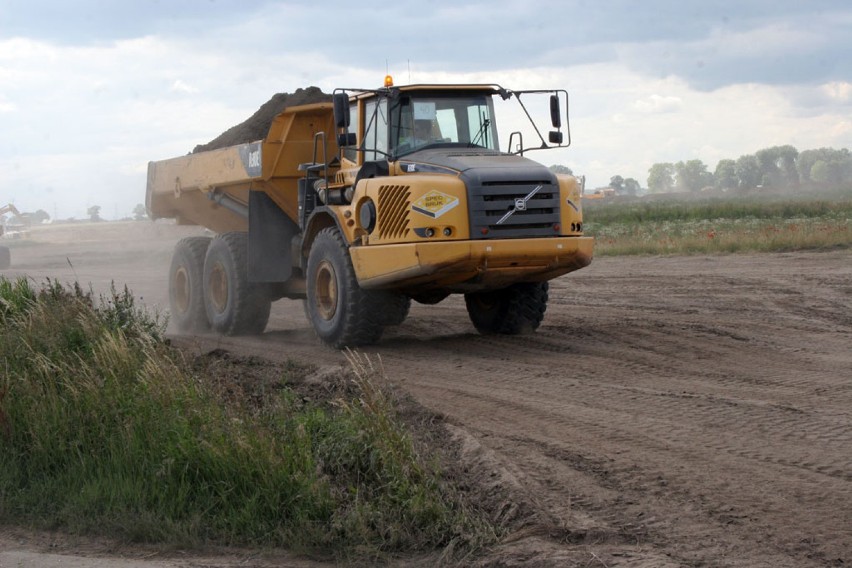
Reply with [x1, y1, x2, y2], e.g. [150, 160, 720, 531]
[377, 185, 411, 240]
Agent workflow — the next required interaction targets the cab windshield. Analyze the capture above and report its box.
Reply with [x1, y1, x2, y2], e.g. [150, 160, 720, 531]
[388, 93, 499, 157]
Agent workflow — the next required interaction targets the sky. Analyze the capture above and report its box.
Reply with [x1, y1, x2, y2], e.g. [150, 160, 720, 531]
[1, 0, 851, 220]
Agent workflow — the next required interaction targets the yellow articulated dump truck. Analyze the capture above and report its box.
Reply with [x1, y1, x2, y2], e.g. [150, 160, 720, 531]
[146, 81, 593, 348]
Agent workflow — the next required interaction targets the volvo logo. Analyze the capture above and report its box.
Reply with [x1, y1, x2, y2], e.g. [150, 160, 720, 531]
[497, 184, 543, 225]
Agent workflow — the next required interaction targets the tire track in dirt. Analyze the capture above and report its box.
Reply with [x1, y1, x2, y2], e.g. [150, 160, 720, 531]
[361, 253, 852, 566]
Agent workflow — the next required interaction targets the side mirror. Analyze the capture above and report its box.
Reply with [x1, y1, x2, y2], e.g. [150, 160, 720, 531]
[549, 94, 561, 128]
[548, 131, 563, 144]
[333, 93, 350, 129]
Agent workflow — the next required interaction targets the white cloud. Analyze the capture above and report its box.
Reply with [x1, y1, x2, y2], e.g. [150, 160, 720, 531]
[170, 80, 198, 94]
[632, 94, 683, 114]
[823, 81, 852, 102]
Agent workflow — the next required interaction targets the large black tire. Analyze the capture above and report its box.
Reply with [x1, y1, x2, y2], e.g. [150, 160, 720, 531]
[464, 282, 549, 335]
[0, 246, 10, 270]
[203, 232, 271, 335]
[305, 227, 384, 348]
[168, 236, 211, 332]
[373, 291, 411, 326]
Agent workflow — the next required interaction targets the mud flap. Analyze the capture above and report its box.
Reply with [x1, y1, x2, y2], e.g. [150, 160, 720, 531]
[248, 190, 299, 283]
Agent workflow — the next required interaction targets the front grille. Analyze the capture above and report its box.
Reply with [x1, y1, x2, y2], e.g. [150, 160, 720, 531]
[377, 185, 411, 240]
[469, 180, 560, 238]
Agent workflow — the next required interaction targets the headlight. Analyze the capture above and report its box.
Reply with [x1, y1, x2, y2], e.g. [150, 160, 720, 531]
[359, 199, 377, 233]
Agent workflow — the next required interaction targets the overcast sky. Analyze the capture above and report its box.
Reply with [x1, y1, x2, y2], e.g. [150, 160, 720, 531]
[1, 0, 851, 219]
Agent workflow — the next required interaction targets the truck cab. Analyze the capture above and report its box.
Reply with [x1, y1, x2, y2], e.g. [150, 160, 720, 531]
[300, 84, 592, 294]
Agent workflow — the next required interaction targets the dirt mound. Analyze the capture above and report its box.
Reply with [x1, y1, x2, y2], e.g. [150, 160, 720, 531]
[192, 86, 332, 153]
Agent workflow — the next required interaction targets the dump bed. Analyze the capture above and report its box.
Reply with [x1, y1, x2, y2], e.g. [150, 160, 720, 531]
[146, 102, 336, 233]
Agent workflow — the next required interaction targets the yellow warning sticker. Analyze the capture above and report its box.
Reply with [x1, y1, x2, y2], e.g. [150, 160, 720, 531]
[412, 190, 459, 219]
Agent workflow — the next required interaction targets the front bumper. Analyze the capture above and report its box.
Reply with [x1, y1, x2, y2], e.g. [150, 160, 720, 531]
[349, 236, 594, 292]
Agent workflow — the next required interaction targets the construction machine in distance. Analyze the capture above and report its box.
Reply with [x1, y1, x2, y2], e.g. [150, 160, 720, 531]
[0, 203, 21, 269]
[146, 78, 594, 348]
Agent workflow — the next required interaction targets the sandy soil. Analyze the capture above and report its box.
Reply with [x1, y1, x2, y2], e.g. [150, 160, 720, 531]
[1, 222, 850, 567]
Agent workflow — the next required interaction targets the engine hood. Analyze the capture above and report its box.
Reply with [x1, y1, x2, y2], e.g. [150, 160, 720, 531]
[398, 148, 554, 181]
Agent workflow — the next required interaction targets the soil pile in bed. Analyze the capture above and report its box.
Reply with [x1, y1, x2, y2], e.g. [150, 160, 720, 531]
[192, 86, 332, 153]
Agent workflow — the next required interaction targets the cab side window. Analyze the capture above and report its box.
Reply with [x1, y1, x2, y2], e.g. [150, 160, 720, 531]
[363, 99, 388, 162]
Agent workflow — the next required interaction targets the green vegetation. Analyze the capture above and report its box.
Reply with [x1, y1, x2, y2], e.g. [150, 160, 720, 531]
[584, 189, 852, 255]
[0, 278, 493, 560]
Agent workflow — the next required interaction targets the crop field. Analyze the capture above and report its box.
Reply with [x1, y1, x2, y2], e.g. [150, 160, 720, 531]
[584, 187, 852, 256]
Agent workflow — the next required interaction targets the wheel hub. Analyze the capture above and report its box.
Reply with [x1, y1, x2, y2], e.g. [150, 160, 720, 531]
[173, 266, 190, 313]
[209, 261, 229, 314]
[315, 260, 338, 320]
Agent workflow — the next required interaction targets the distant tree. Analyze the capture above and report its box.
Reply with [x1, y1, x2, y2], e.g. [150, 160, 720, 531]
[797, 149, 823, 183]
[549, 164, 573, 175]
[810, 161, 831, 184]
[714, 159, 738, 190]
[674, 159, 712, 192]
[32, 209, 51, 224]
[133, 203, 148, 221]
[609, 175, 625, 193]
[623, 177, 641, 196]
[647, 163, 675, 193]
[87, 205, 102, 222]
[756, 147, 781, 187]
[735, 155, 761, 189]
[777, 145, 800, 187]
[810, 156, 852, 186]
[797, 147, 852, 185]
[756, 145, 799, 187]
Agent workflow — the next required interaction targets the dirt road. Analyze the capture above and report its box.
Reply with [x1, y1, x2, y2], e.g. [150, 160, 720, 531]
[2, 222, 850, 567]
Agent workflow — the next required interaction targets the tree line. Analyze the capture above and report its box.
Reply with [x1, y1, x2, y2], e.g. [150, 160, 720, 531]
[645, 145, 852, 194]
[1, 204, 150, 226]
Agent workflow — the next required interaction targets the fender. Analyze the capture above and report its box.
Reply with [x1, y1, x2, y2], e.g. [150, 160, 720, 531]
[300, 206, 348, 264]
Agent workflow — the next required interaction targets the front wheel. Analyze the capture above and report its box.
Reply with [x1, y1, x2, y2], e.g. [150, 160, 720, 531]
[464, 282, 549, 335]
[373, 291, 411, 326]
[305, 227, 384, 348]
[203, 232, 271, 335]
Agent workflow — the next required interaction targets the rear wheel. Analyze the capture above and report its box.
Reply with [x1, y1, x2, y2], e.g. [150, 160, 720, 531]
[203, 232, 271, 335]
[168, 236, 211, 332]
[465, 282, 549, 335]
[306, 227, 384, 348]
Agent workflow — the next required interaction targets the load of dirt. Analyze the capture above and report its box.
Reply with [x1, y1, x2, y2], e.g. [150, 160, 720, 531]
[192, 86, 332, 153]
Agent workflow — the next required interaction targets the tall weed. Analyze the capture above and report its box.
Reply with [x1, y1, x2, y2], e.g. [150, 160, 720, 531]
[0, 278, 491, 559]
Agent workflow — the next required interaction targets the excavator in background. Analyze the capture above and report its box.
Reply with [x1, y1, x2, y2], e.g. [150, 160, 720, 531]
[147, 78, 594, 348]
[0, 203, 21, 269]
